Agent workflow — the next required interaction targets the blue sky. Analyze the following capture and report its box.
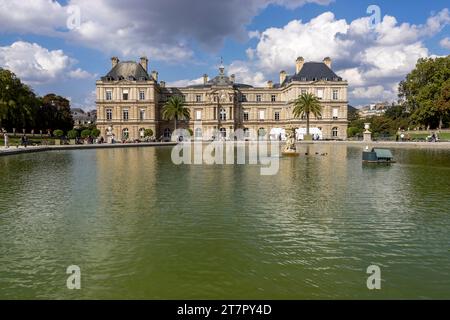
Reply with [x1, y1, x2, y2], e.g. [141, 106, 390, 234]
[0, 0, 449, 109]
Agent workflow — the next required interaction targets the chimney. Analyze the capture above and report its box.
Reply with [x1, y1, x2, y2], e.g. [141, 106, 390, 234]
[160, 80, 166, 88]
[151, 70, 158, 82]
[203, 74, 208, 85]
[267, 80, 273, 88]
[295, 56, 304, 74]
[230, 74, 235, 83]
[323, 57, 332, 69]
[111, 57, 119, 68]
[279, 70, 287, 85]
[140, 56, 148, 72]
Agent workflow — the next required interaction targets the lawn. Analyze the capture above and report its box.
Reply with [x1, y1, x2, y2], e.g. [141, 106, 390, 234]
[4, 136, 56, 146]
[407, 132, 450, 141]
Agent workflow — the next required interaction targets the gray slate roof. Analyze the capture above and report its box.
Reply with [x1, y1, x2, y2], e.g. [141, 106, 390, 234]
[102, 61, 151, 81]
[283, 62, 342, 85]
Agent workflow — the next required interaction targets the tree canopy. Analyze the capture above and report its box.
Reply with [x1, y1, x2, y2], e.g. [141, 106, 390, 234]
[162, 96, 190, 131]
[0, 68, 74, 133]
[292, 92, 322, 135]
[399, 56, 450, 129]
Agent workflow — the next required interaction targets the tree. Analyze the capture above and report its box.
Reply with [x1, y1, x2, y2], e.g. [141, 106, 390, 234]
[399, 56, 450, 128]
[347, 105, 360, 122]
[161, 96, 190, 131]
[0, 68, 40, 131]
[292, 92, 322, 135]
[436, 80, 450, 129]
[38, 94, 74, 132]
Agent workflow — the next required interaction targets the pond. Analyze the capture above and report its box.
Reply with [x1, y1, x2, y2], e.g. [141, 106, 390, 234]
[0, 144, 449, 299]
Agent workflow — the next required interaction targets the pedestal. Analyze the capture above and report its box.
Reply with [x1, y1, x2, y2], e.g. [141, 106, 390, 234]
[363, 131, 372, 142]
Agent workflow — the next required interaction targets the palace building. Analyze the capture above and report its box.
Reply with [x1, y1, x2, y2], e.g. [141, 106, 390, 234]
[96, 56, 348, 141]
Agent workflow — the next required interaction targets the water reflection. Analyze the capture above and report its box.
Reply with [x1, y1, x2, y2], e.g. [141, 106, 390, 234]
[0, 145, 449, 299]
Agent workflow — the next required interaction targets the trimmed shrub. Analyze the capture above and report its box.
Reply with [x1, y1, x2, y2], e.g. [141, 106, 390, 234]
[81, 129, 91, 138]
[53, 129, 64, 138]
[91, 128, 101, 137]
[67, 130, 79, 139]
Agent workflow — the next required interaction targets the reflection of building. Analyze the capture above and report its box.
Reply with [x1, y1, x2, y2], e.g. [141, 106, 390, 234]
[358, 102, 390, 118]
[71, 108, 97, 128]
[96, 56, 348, 141]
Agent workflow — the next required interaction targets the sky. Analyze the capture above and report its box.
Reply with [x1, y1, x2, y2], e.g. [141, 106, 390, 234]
[0, 0, 449, 109]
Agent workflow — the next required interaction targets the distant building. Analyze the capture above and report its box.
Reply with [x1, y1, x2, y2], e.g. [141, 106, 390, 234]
[96, 56, 348, 141]
[71, 108, 97, 128]
[358, 102, 390, 118]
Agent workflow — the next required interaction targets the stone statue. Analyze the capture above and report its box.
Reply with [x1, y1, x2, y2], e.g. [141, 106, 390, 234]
[106, 126, 113, 143]
[283, 126, 297, 154]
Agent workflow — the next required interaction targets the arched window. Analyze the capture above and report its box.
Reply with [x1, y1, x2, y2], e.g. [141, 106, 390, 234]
[195, 128, 202, 139]
[122, 128, 129, 140]
[332, 127, 338, 138]
[219, 108, 227, 121]
[164, 128, 171, 138]
[219, 127, 226, 138]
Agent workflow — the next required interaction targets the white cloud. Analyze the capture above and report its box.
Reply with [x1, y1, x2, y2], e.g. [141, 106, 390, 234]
[338, 68, 365, 86]
[254, 12, 351, 72]
[0, 0, 332, 62]
[166, 77, 204, 87]
[440, 37, 450, 49]
[68, 68, 96, 79]
[421, 8, 450, 36]
[227, 61, 266, 87]
[0, 0, 66, 35]
[237, 9, 449, 104]
[350, 84, 397, 101]
[0, 41, 91, 84]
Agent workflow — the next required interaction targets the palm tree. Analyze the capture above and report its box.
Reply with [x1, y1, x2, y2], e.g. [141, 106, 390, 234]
[292, 92, 322, 136]
[161, 96, 190, 132]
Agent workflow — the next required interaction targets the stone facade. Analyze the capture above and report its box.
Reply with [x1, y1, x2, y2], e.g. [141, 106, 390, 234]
[96, 56, 348, 141]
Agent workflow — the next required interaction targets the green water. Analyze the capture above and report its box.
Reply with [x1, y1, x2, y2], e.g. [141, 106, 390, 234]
[0, 145, 449, 299]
